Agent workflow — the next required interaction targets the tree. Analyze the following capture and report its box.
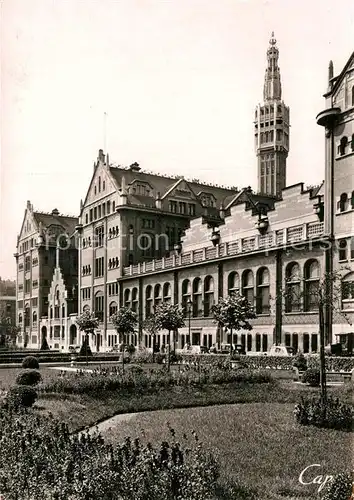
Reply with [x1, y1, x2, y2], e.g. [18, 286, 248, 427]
[0, 312, 20, 347]
[143, 314, 160, 363]
[111, 307, 138, 371]
[75, 311, 99, 360]
[211, 293, 256, 357]
[154, 303, 185, 371]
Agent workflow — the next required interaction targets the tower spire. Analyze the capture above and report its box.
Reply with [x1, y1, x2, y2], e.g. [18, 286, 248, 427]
[255, 33, 290, 198]
[263, 32, 282, 102]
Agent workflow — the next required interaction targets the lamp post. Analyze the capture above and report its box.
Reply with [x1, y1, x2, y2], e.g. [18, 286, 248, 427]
[187, 298, 193, 346]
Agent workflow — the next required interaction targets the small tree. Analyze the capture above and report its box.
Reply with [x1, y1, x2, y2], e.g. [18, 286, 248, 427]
[0, 313, 20, 347]
[111, 307, 138, 371]
[154, 303, 185, 371]
[211, 293, 256, 357]
[143, 314, 160, 363]
[75, 311, 99, 361]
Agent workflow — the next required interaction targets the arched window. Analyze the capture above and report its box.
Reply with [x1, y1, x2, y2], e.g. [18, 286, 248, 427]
[192, 278, 203, 317]
[163, 283, 172, 303]
[83, 304, 90, 312]
[98, 176, 101, 192]
[304, 260, 320, 312]
[61, 304, 65, 318]
[124, 289, 131, 308]
[339, 193, 348, 212]
[109, 301, 118, 317]
[256, 267, 270, 314]
[50, 307, 53, 319]
[342, 272, 354, 310]
[154, 284, 162, 307]
[112, 201, 116, 212]
[204, 276, 214, 317]
[285, 262, 301, 313]
[351, 190, 354, 209]
[339, 136, 348, 156]
[103, 180, 106, 191]
[32, 311, 37, 325]
[132, 287, 139, 313]
[145, 285, 153, 317]
[228, 272, 239, 296]
[181, 279, 191, 313]
[18, 313, 22, 324]
[242, 270, 254, 305]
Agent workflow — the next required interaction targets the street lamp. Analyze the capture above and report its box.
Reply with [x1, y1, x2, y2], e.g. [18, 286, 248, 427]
[187, 298, 193, 346]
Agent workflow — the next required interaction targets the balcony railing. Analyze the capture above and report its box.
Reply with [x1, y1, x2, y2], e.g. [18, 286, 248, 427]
[122, 221, 324, 277]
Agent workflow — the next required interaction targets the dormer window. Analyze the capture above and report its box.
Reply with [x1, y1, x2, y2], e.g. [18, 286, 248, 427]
[200, 193, 215, 208]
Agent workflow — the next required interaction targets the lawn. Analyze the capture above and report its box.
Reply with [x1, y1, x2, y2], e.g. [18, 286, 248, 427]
[94, 402, 353, 500]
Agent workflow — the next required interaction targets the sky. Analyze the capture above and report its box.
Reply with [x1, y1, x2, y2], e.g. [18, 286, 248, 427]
[1, 0, 354, 280]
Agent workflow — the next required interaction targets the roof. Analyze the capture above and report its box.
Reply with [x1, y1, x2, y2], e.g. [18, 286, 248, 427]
[33, 212, 78, 235]
[109, 166, 239, 208]
[325, 52, 354, 97]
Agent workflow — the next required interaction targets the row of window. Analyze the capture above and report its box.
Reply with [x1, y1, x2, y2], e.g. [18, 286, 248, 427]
[338, 192, 354, 212]
[108, 257, 119, 269]
[82, 288, 91, 300]
[169, 201, 196, 216]
[85, 200, 115, 225]
[108, 283, 119, 296]
[82, 265, 92, 276]
[19, 239, 34, 254]
[142, 219, 155, 229]
[108, 226, 119, 238]
[94, 176, 106, 195]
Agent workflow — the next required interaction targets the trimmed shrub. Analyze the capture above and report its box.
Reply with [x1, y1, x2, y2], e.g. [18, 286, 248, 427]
[125, 344, 136, 355]
[321, 473, 352, 500]
[169, 352, 182, 364]
[79, 342, 92, 357]
[132, 349, 154, 364]
[302, 368, 320, 386]
[293, 352, 307, 371]
[6, 385, 37, 409]
[16, 369, 42, 386]
[294, 396, 354, 431]
[22, 356, 39, 369]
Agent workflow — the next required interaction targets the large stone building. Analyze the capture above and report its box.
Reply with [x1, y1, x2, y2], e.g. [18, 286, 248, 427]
[14, 37, 354, 354]
[14, 202, 78, 349]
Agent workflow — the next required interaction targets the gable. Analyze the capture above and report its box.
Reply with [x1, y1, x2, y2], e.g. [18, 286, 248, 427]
[82, 161, 118, 211]
[18, 206, 38, 243]
[161, 178, 199, 202]
[331, 53, 354, 108]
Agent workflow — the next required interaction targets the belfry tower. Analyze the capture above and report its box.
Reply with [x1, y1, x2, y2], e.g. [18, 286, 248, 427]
[255, 33, 290, 197]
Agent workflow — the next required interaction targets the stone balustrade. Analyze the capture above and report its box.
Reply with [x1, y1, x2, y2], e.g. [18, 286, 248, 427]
[122, 221, 324, 277]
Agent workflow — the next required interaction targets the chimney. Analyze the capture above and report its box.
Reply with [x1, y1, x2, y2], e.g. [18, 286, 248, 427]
[219, 202, 225, 220]
[98, 149, 105, 163]
[130, 162, 141, 172]
[26, 200, 32, 212]
[155, 192, 162, 210]
[51, 208, 59, 216]
[328, 60, 334, 82]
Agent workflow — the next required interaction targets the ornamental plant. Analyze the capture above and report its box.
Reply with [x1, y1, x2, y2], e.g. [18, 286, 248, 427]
[111, 307, 138, 371]
[15, 369, 42, 386]
[302, 368, 320, 387]
[76, 311, 99, 357]
[0, 411, 219, 500]
[154, 303, 185, 371]
[321, 473, 353, 500]
[211, 293, 256, 356]
[22, 356, 39, 369]
[294, 396, 354, 431]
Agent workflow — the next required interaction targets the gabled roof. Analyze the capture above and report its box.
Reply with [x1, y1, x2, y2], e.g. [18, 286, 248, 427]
[325, 52, 354, 97]
[109, 165, 239, 208]
[33, 212, 78, 235]
[225, 188, 276, 212]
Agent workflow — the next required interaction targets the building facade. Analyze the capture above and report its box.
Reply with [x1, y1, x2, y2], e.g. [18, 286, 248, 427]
[14, 40, 354, 354]
[14, 201, 78, 349]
